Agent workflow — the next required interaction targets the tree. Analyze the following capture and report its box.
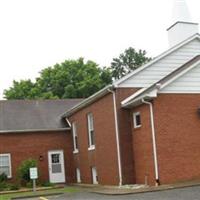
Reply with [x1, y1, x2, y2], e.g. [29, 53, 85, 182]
[4, 58, 112, 99]
[111, 47, 151, 80]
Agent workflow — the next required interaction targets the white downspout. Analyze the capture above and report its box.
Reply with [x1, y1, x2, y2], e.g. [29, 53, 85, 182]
[142, 98, 159, 186]
[65, 118, 72, 128]
[108, 89, 122, 186]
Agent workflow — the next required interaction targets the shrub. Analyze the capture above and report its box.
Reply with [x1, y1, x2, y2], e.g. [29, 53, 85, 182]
[41, 181, 55, 187]
[17, 159, 37, 185]
[0, 173, 8, 182]
[7, 183, 20, 191]
[0, 182, 7, 191]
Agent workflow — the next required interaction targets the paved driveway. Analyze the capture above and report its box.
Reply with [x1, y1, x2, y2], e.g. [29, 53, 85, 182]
[19, 185, 200, 200]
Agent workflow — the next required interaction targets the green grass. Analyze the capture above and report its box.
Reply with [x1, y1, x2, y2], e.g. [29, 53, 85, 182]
[0, 187, 78, 200]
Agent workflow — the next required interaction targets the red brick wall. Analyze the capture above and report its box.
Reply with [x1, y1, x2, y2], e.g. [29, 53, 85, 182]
[69, 88, 139, 185]
[153, 94, 200, 184]
[131, 104, 155, 185]
[115, 88, 139, 184]
[69, 93, 119, 185]
[0, 131, 74, 184]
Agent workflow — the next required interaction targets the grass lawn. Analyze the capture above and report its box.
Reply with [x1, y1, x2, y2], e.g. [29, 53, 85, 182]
[0, 187, 78, 200]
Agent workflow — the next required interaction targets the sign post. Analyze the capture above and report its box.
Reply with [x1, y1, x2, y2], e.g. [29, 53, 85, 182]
[29, 167, 38, 192]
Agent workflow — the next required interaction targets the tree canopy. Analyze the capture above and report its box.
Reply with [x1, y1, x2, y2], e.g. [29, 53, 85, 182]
[111, 47, 151, 80]
[4, 58, 112, 99]
[4, 47, 151, 100]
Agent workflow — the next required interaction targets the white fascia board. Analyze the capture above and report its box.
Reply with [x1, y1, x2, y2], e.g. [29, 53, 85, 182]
[159, 59, 200, 91]
[121, 88, 147, 105]
[122, 89, 158, 108]
[114, 33, 200, 87]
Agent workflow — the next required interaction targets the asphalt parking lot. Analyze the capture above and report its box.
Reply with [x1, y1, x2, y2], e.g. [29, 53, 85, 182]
[20, 185, 200, 200]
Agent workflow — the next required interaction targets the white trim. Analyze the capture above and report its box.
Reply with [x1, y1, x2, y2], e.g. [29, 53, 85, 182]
[87, 113, 95, 149]
[122, 58, 200, 108]
[160, 59, 200, 90]
[114, 34, 200, 86]
[72, 122, 79, 153]
[133, 112, 142, 129]
[121, 88, 147, 106]
[0, 153, 12, 178]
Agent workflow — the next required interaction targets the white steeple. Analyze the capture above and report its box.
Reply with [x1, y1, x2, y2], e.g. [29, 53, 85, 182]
[167, 0, 199, 47]
[172, 0, 192, 23]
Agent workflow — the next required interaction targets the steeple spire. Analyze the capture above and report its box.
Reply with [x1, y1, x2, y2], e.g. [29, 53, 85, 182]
[167, 0, 199, 47]
[172, 0, 192, 23]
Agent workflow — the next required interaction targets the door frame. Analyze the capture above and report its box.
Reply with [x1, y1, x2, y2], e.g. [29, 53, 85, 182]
[48, 150, 66, 183]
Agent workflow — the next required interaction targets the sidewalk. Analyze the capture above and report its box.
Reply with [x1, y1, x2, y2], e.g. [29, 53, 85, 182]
[73, 180, 200, 195]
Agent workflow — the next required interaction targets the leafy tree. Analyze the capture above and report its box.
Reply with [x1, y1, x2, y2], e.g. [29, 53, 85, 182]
[4, 58, 112, 99]
[111, 47, 151, 80]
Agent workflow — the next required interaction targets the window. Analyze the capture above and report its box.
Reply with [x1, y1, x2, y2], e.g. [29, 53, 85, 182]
[87, 113, 95, 150]
[133, 112, 141, 128]
[0, 154, 12, 178]
[76, 168, 81, 183]
[91, 166, 98, 184]
[72, 122, 78, 153]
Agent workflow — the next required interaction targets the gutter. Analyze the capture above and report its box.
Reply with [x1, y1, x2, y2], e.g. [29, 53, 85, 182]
[0, 128, 71, 134]
[107, 88, 123, 187]
[142, 98, 160, 186]
[62, 85, 114, 118]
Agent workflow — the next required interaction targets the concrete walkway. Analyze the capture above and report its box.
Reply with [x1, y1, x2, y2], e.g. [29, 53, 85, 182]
[73, 180, 200, 195]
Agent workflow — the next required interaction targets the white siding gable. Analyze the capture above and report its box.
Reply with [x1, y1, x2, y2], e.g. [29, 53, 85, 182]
[160, 63, 200, 93]
[119, 38, 200, 88]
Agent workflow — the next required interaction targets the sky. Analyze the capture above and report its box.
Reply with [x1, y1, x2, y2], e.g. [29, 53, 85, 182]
[0, 0, 200, 99]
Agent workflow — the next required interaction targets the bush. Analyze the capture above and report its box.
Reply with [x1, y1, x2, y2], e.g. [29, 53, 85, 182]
[17, 159, 37, 185]
[0, 173, 8, 182]
[41, 181, 55, 187]
[7, 183, 20, 191]
[0, 182, 7, 191]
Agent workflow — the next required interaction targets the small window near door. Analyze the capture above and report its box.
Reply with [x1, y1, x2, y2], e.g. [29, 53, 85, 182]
[0, 154, 12, 178]
[76, 168, 81, 183]
[133, 112, 141, 128]
[72, 122, 79, 153]
[91, 166, 98, 184]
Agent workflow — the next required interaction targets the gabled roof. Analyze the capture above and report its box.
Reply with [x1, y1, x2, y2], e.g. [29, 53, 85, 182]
[114, 33, 200, 86]
[0, 99, 82, 133]
[122, 55, 200, 108]
[62, 33, 200, 117]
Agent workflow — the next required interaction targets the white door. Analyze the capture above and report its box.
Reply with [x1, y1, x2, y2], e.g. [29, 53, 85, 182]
[48, 150, 66, 183]
[91, 167, 98, 184]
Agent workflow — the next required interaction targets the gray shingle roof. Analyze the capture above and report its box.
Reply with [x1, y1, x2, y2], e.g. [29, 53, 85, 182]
[0, 99, 82, 133]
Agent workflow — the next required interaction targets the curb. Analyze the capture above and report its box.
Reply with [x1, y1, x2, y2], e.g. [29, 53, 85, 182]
[11, 192, 63, 199]
[90, 182, 200, 195]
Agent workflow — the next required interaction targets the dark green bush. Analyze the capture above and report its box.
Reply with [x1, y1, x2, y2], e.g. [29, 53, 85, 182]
[0, 173, 8, 182]
[41, 181, 55, 187]
[0, 182, 7, 191]
[17, 159, 37, 185]
[7, 183, 20, 191]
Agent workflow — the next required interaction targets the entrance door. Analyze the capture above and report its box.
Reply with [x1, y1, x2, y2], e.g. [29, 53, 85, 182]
[48, 150, 66, 183]
[91, 167, 98, 184]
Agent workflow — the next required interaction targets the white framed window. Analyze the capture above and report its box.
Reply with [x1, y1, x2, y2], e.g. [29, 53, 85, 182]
[72, 122, 79, 153]
[133, 112, 141, 128]
[87, 113, 95, 150]
[76, 168, 81, 183]
[0, 154, 12, 178]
